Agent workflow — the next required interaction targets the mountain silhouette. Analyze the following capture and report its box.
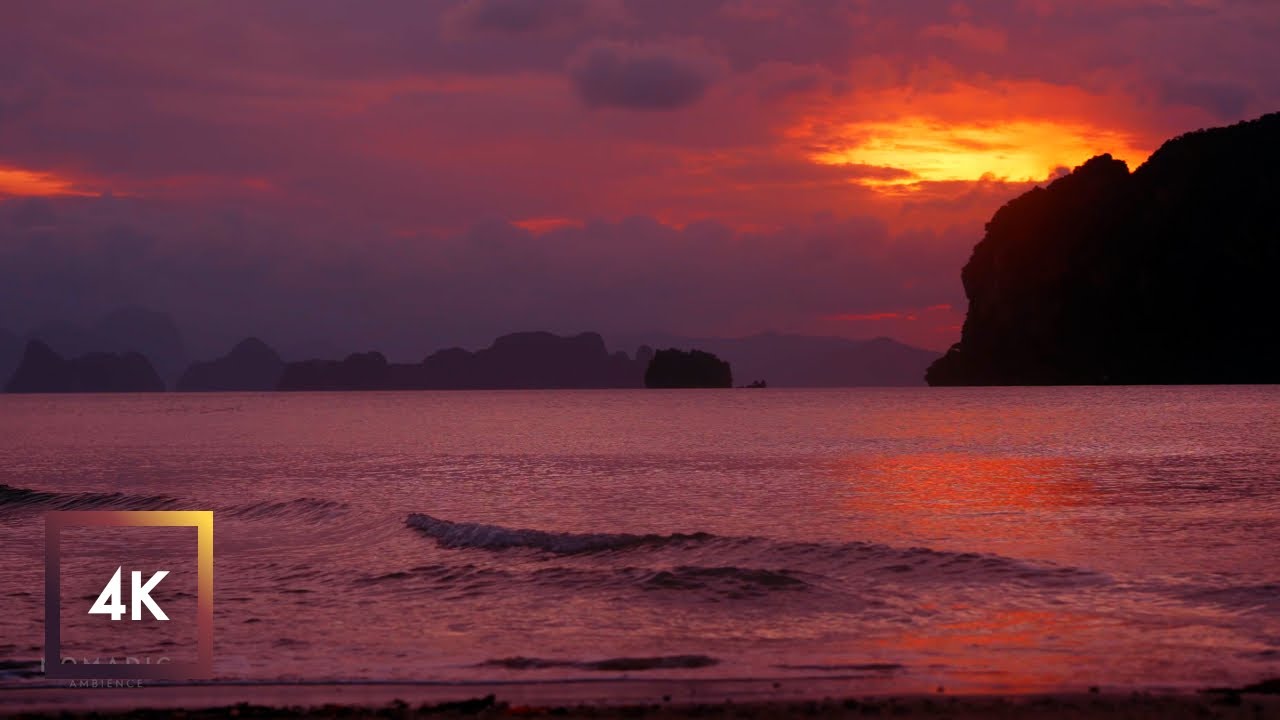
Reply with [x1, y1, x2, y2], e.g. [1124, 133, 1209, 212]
[928, 112, 1280, 386]
[4, 340, 165, 393]
[177, 337, 285, 391]
[644, 349, 733, 388]
[0, 327, 20, 389]
[278, 331, 646, 390]
[26, 307, 189, 389]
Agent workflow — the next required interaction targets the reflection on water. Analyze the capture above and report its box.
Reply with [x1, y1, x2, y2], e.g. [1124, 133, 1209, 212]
[846, 453, 1089, 559]
[0, 387, 1277, 691]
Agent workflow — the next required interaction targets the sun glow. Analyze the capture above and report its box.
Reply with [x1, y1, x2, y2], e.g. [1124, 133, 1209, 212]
[0, 165, 96, 197]
[810, 117, 1150, 187]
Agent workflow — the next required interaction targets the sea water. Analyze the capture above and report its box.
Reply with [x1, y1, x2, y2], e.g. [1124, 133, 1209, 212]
[1, 387, 1277, 692]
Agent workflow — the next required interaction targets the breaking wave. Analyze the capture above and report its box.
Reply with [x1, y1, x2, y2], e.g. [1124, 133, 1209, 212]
[405, 513, 1109, 589]
[406, 513, 714, 554]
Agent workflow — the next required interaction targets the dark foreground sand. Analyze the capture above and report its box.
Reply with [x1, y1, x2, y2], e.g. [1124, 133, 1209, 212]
[4, 680, 1280, 720]
[5, 692, 1280, 720]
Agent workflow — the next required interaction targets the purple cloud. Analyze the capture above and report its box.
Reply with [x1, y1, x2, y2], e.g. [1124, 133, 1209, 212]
[569, 41, 722, 111]
[445, 0, 622, 34]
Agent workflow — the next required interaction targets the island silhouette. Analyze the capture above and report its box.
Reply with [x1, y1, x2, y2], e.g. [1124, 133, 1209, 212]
[5, 339, 165, 393]
[644, 349, 733, 388]
[177, 337, 284, 392]
[928, 112, 1280, 386]
[278, 331, 645, 390]
[2, 314, 941, 391]
[20, 307, 188, 389]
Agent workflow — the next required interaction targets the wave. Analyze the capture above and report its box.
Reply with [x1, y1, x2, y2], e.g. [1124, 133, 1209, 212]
[360, 561, 812, 600]
[0, 659, 42, 680]
[0, 483, 182, 513]
[479, 654, 719, 671]
[637, 566, 810, 593]
[1180, 582, 1280, 614]
[355, 564, 514, 599]
[223, 497, 350, 523]
[406, 513, 714, 554]
[0, 484, 358, 528]
[405, 513, 1107, 589]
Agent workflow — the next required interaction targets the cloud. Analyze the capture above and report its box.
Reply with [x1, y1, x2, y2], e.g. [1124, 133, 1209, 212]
[1160, 78, 1253, 120]
[569, 41, 723, 111]
[444, 0, 623, 35]
[921, 22, 1008, 53]
[0, 165, 97, 198]
[2, 0, 1278, 357]
[0, 197, 972, 356]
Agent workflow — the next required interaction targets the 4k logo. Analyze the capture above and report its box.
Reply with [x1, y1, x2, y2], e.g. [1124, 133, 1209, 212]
[45, 510, 215, 680]
[89, 567, 170, 621]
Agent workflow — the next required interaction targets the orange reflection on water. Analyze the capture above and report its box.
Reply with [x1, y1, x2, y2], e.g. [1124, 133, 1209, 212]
[843, 452, 1095, 563]
[870, 607, 1112, 693]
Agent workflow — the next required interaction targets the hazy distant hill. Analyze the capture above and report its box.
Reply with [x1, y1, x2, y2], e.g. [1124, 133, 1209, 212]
[278, 331, 645, 390]
[0, 328, 20, 389]
[26, 307, 188, 389]
[5, 340, 164, 393]
[177, 337, 284, 391]
[626, 332, 939, 387]
[928, 112, 1280, 386]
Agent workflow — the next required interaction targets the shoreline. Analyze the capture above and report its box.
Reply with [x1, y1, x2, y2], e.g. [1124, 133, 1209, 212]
[2, 692, 1280, 720]
[3, 678, 1279, 718]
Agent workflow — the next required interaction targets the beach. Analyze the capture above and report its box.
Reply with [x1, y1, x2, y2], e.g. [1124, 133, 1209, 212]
[4, 681, 1280, 720]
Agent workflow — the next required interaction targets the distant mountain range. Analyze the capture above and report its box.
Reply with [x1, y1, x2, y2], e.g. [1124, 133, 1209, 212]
[278, 331, 644, 391]
[1, 308, 941, 392]
[9, 307, 188, 389]
[177, 337, 284, 392]
[0, 328, 19, 390]
[5, 340, 164, 393]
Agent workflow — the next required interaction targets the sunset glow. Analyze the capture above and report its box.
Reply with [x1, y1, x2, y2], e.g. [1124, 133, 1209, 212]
[0, 166, 95, 198]
[0, 1, 1266, 353]
[512, 216, 584, 234]
[809, 118, 1151, 187]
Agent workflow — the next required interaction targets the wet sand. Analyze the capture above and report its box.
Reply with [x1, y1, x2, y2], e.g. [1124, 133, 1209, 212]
[4, 694, 1280, 720]
[3, 679, 1279, 719]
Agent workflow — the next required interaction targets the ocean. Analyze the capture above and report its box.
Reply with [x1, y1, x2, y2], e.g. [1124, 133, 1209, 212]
[1, 388, 1278, 694]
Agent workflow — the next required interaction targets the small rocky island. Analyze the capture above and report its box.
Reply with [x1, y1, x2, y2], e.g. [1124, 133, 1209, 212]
[644, 349, 733, 388]
[928, 112, 1280, 385]
[4, 340, 165, 393]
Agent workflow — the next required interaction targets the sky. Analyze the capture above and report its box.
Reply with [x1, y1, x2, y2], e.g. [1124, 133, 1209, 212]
[1, 0, 1277, 359]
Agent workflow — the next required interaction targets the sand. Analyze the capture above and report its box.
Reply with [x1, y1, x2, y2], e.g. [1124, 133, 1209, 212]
[3, 693, 1280, 719]
[3, 679, 1280, 719]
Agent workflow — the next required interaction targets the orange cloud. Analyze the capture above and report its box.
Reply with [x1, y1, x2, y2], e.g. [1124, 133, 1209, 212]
[827, 304, 954, 323]
[789, 80, 1154, 191]
[828, 311, 905, 322]
[0, 165, 97, 198]
[813, 117, 1147, 188]
[921, 22, 1008, 54]
[512, 216, 584, 234]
